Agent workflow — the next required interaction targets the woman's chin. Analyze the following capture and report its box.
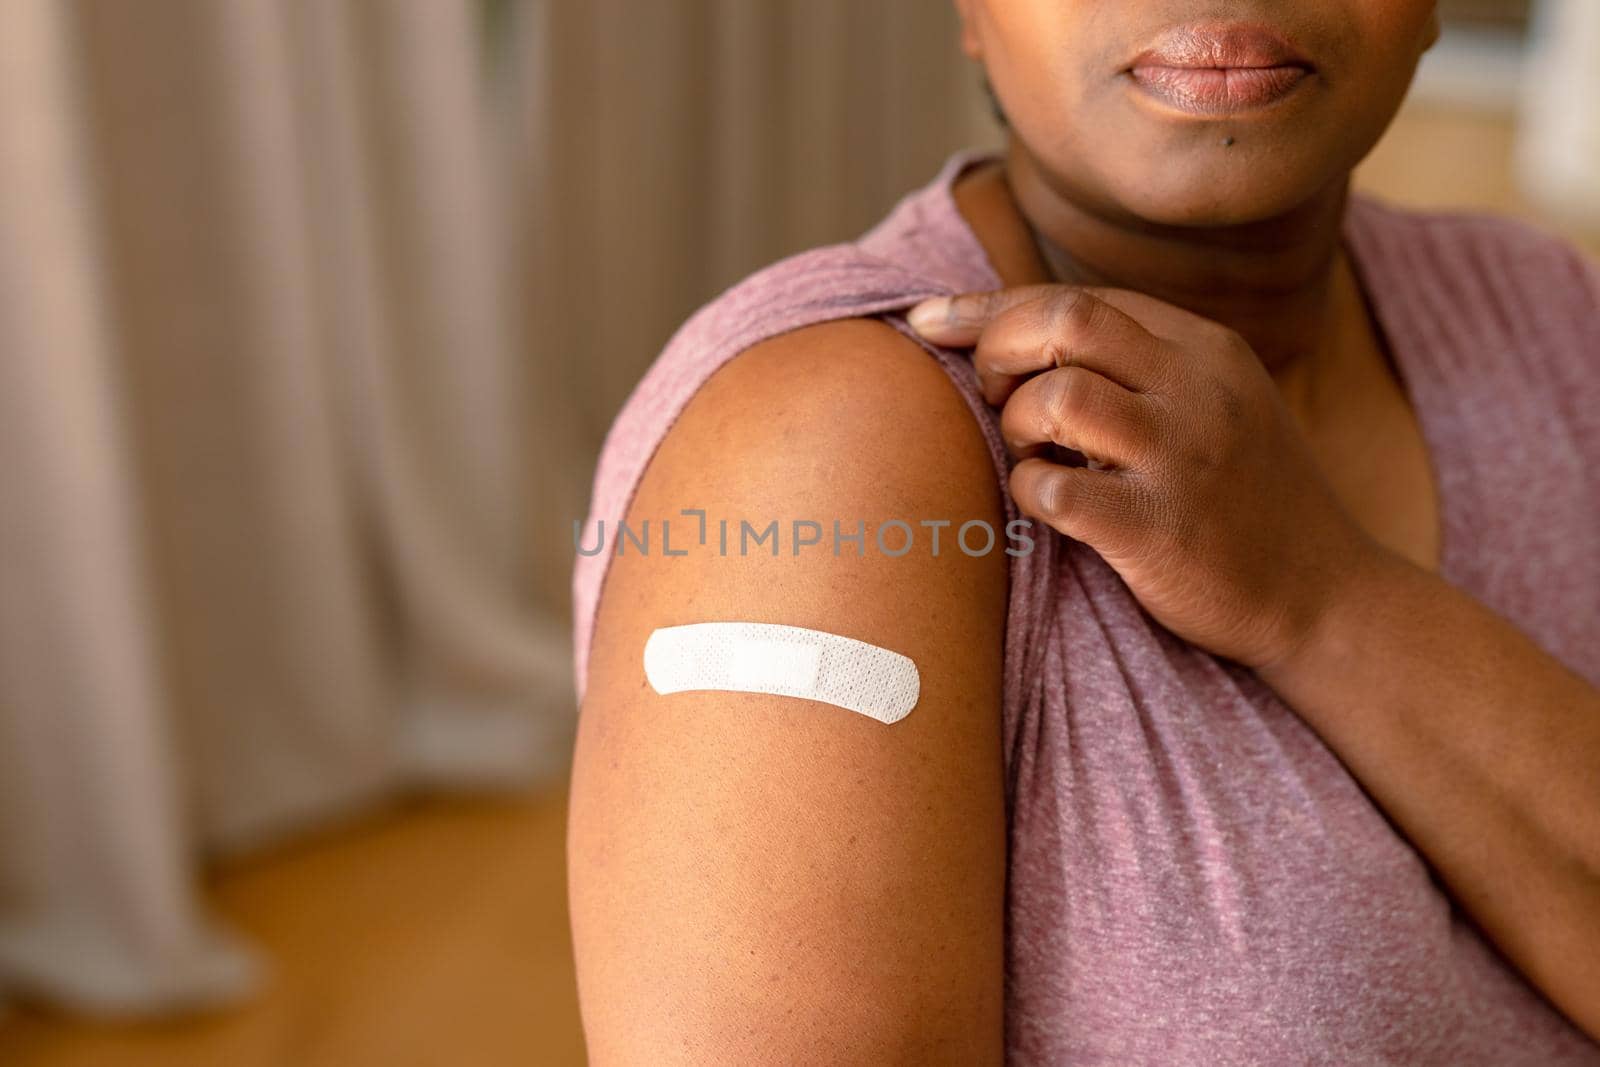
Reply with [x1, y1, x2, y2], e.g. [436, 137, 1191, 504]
[1112, 172, 1325, 229]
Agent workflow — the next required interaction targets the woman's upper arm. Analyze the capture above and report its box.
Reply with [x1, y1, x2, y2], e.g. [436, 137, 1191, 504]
[569, 317, 1010, 1066]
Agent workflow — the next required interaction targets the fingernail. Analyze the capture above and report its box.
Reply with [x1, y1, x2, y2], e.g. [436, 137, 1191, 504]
[907, 297, 949, 336]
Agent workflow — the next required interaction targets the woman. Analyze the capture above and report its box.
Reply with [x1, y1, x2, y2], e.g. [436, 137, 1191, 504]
[568, 2, 1600, 1063]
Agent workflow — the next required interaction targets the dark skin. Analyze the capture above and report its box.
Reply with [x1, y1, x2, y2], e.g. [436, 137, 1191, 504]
[949, 0, 1443, 572]
[948, 158, 1443, 575]
[910, 0, 1600, 1040]
[571, 2, 1600, 1061]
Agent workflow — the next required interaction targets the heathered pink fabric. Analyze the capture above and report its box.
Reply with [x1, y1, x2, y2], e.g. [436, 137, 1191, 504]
[572, 146, 1600, 1064]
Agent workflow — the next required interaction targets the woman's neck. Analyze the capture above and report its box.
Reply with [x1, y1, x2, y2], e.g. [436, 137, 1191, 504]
[1002, 139, 1356, 382]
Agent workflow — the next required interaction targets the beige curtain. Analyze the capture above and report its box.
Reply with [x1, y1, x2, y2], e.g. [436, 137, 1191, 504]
[0, 0, 570, 1015]
[1517, 0, 1600, 227]
[0, 0, 995, 1018]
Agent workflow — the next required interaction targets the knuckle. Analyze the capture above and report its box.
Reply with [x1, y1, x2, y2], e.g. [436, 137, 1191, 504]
[1043, 367, 1096, 437]
[1046, 287, 1098, 337]
[1034, 470, 1080, 527]
[1040, 334, 1071, 369]
[1019, 461, 1118, 540]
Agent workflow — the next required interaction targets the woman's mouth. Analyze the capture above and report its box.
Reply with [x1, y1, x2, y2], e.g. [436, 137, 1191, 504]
[1125, 24, 1314, 116]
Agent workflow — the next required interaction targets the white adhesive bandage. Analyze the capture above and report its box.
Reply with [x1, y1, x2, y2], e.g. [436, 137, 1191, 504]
[643, 622, 921, 725]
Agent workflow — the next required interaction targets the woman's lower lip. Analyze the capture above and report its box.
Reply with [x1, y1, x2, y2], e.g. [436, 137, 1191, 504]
[1128, 65, 1310, 115]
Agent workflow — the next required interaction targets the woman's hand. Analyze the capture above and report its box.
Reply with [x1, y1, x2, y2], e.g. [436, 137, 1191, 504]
[909, 284, 1385, 671]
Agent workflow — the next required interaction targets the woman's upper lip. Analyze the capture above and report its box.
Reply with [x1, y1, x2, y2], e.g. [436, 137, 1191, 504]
[1128, 24, 1312, 72]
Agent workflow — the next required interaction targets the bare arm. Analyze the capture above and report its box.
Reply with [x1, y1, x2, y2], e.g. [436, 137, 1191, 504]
[569, 319, 1009, 1065]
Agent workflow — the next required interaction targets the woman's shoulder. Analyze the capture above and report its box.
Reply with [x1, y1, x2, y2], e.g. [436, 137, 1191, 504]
[662, 243, 949, 369]
[591, 239, 947, 477]
[572, 231, 1007, 698]
[585, 234, 974, 529]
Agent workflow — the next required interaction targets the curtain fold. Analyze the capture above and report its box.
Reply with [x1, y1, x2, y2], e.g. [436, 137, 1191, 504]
[0, 0, 571, 1014]
[0, 0, 257, 1013]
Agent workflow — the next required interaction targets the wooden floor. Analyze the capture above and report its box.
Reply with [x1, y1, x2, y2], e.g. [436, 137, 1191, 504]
[0, 789, 586, 1067]
[1, 102, 1594, 1067]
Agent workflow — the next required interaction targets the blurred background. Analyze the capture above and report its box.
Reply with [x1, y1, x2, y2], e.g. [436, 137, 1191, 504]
[0, 1, 1594, 1064]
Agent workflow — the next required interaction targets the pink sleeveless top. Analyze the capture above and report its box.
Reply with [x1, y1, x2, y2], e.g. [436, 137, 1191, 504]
[573, 147, 1600, 1064]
